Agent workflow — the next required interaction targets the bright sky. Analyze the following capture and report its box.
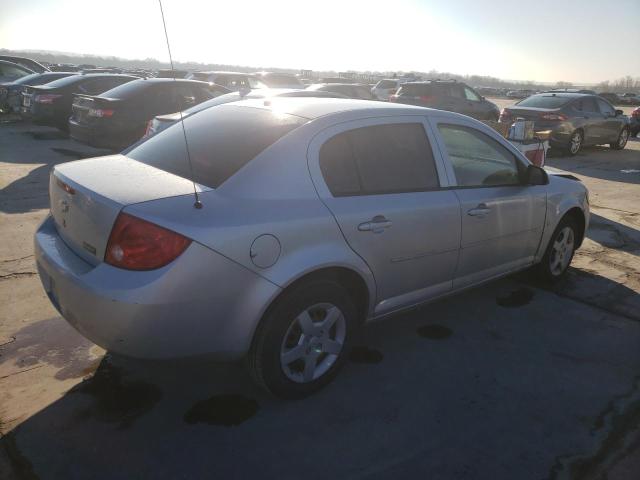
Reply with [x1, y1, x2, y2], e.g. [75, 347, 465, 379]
[1, 0, 638, 83]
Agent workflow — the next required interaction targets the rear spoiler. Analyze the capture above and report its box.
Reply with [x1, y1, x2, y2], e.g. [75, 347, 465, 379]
[72, 93, 122, 104]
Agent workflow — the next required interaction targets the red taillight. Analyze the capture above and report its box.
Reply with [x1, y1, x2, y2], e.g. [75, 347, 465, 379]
[35, 94, 62, 104]
[143, 119, 154, 138]
[540, 113, 568, 121]
[499, 109, 512, 122]
[419, 95, 434, 102]
[56, 177, 76, 195]
[105, 213, 191, 271]
[88, 108, 114, 118]
[632, 108, 640, 118]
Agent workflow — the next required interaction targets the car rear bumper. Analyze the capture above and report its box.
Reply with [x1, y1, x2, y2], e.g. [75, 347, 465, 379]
[69, 120, 144, 150]
[34, 215, 280, 360]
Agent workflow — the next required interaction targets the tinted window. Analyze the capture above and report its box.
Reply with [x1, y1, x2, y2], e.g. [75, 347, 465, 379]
[13, 73, 40, 85]
[98, 79, 149, 99]
[127, 105, 305, 188]
[464, 86, 481, 101]
[576, 97, 599, 113]
[320, 123, 440, 196]
[597, 99, 615, 116]
[438, 124, 521, 187]
[398, 84, 433, 96]
[377, 80, 397, 89]
[0, 63, 28, 78]
[517, 95, 571, 108]
[41, 75, 85, 89]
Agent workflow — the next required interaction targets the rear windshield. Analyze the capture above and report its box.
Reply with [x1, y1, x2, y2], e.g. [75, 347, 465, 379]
[97, 79, 150, 99]
[377, 80, 397, 89]
[516, 95, 571, 108]
[398, 84, 433, 96]
[127, 105, 306, 188]
[41, 75, 86, 88]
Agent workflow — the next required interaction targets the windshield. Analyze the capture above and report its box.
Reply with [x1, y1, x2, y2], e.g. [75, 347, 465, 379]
[127, 105, 306, 188]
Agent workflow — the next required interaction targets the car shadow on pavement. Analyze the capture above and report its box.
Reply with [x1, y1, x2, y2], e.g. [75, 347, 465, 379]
[2, 275, 640, 479]
[587, 213, 640, 257]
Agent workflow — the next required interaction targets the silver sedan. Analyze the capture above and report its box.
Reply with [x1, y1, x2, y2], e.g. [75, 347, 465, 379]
[35, 98, 589, 398]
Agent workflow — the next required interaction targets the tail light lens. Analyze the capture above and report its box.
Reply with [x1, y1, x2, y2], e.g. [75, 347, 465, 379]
[419, 95, 434, 102]
[88, 108, 114, 118]
[34, 94, 62, 104]
[499, 109, 511, 122]
[632, 109, 640, 118]
[540, 113, 568, 121]
[105, 213, 191, 271]
[143, 119, 154, 138]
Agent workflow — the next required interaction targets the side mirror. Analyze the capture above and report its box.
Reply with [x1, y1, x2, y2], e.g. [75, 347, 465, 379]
[526, 164, 548, 186]
[615, 109, 624, 116]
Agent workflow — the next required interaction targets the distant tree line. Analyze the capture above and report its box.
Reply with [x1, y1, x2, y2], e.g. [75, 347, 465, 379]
[2, 48, 638, 93]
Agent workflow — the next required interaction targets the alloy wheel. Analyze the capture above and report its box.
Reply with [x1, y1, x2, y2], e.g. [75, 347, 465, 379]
[549, 227, 575, 276]
[280, 303, 346, 383]
[570, 132, 582, 154]
[618, 128, 629, 148]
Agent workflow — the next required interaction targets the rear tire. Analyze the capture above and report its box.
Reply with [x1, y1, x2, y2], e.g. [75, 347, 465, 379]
[535, 216, 578, 283]
[247, 280, 357, 399]
[610, 127, 629, 150]
[565, 130, 583, 156]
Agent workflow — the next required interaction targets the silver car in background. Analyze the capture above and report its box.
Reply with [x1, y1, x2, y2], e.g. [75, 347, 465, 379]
[35, 99, 589, 398]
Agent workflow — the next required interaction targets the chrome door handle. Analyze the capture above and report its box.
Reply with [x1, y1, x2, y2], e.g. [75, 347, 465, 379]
[358, 216, 392, 233]
[467, 203, 491, 217]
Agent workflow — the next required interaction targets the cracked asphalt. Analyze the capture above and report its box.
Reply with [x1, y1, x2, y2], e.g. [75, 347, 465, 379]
[1, 102, 639, 480]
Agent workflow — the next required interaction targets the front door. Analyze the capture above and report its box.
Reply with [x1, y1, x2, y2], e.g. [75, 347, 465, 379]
[431, 120, 546, 288]
[308, 117, 461, 316]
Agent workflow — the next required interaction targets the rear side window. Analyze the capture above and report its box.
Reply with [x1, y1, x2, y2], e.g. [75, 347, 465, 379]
[597, 98, 615, 116]
[319, 123, 440, 196]
[517, 95, 570, 108]
[377, 80, 397, 89]
[127, 105, 306, 188]
[575, 97, 599, 113]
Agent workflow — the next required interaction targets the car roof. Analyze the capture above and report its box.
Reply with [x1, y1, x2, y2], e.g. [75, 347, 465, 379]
[530, 92, 593, 98]
[230, 97, 428, 120]
[194, 71, 253, 76]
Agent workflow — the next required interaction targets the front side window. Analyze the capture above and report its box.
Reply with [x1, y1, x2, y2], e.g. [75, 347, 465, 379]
[597, 98, 615, 116]
[319, 123, 440, 196]
[464, 87, 481, 101]
[438, 124, 522, 187]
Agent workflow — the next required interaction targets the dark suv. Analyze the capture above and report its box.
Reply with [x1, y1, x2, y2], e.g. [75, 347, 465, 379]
[500, 93, 630, 155]
[390, 80, 500, 120]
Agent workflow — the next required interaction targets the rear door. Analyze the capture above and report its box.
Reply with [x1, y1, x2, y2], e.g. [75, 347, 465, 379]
[596, 97, 621, 142]
[573, 96, 603, 144]
[461, 85, 486, 119]
[308, 117, 461, 316]
[430, 118, 546, 288]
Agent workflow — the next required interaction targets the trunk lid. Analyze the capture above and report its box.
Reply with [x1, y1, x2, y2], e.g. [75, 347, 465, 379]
[502, 106, 555, 121]
[71, 94, 122, 124]
[50, 155, 211, 265]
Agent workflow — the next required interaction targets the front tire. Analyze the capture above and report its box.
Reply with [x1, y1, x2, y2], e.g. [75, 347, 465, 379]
[247, 280, 357, 399]
[536, 216, 578, 282]
[610, 127, 629, 150]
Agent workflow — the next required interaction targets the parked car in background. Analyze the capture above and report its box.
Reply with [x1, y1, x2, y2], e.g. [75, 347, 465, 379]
[598, 92, 622, 105]
[320, 77, 355, 84]
[186, 71, 266, 91]
[0, 55, 48, 73]
[372, 78, 405, 100]
[142, 88, 347, 139]
[156, 69, 189, 79]
[506, 89, 535, 99]
[69, 79, 229, 150]
[545, 88, 597, 95]
[0, 71, 76, 113]
[253, 72, 303, 89]
[306, 83, 375, 100]
[499, 93, 630, 155]
[390, 80, 500, 120]
[21, 74, 138, 130]
[630, 107, 640, 137]
[620, 93, 640, 105]
[0, 60, 33, 83]
[35, 97, 589, 398]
